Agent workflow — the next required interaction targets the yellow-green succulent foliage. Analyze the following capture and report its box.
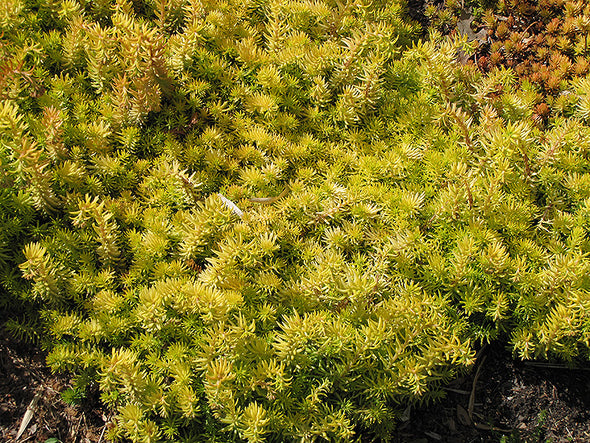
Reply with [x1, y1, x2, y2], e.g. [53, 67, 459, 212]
[2, 0, 590, 441]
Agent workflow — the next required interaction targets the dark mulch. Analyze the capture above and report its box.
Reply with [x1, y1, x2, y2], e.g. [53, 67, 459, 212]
[0, 330, 108, 443]
[395, 343, 590, 443]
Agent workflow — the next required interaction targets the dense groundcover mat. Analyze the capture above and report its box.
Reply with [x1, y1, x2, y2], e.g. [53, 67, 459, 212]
[1, 0, 590, 441]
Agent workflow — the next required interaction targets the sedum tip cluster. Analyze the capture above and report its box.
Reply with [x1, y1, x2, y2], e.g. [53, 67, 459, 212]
[1, 0, 590, 441]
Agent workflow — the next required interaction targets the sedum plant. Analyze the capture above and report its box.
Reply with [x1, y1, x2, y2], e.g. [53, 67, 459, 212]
[427, 0, 590, 122]
[1, 0, 590, 441]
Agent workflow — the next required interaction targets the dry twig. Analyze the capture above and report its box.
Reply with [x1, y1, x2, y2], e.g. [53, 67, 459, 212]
[16, 389, 42, 440]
